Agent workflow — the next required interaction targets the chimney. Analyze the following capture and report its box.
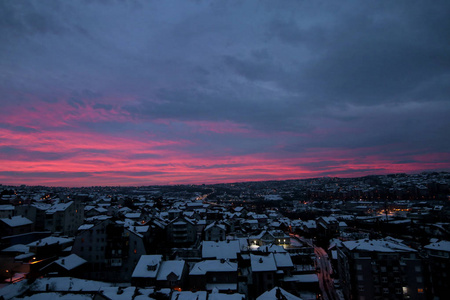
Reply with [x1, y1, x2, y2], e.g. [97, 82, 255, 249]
[61, 259, 65, 265]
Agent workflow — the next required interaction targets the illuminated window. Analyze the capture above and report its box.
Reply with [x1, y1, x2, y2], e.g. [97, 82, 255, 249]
[417, 288, 424, 293]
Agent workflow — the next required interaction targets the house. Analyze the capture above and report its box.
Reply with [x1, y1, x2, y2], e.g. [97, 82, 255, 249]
[250, 253, 278, 297]
[0, 216, 34, 236]
[156, 260, 188, 290]
[44, 200, 84, 235]
[204, 222, 226, 241]
[40, 254, 87, 278]
[131, 254, 163, 287]
[338, 238, 425, 300]
[166, 216, 197, 246]
[424, 240, 450, 299]
[171, 291, 208, 300]
[189, 259, 238, 292]
[202, 240, 241, 261]
[72, 219, 147, 282]
[256, 287, 303, 300]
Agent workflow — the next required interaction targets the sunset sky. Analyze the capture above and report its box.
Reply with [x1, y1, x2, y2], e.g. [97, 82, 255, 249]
[1, 0, 449, 187]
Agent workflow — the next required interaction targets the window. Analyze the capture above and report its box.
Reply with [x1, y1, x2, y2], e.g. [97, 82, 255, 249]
[357, 275, 364, 281]
[416, 277, 422, 283]
[383, 288, 389, 294]
[417, 288, 424, 293]
[415, 266, 421, 272]
[356, 264, 362, 270]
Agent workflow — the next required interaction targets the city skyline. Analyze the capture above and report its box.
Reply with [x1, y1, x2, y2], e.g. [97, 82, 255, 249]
[1, 1, 449, 187]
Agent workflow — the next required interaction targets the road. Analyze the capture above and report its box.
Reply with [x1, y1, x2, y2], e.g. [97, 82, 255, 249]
[315, 247, 338, 300]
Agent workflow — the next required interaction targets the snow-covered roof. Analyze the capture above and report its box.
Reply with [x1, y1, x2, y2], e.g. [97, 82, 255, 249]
[202, 240, 241, 260]
[424, 240, 450, 252]
[258, 244, 287, 253]
[46, 201, 73, 214]
[47, 254, 87, 271]
[77, 224, 94, 231]
[250, 254, 277, 272]
[1, 216, 33, 227]
[1, 244, 29, 253]
[205, 222, 226, 232]
[343, 238, 416, 253]
[99, 287, 137, 300]
[208, 292, 245, 300]
[171, 291, 207, 300]
[274, 252, 294, 268]
[190, 260, 238, 275]
[27, 236, 73, 247]
[256, 287, 303, 300]
[131, 255, 163, 278]
[283, 274, 319, 283]
[156, 260, 185, 281]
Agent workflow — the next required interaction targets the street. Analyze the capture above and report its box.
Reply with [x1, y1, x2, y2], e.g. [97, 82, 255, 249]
[314, 247, 338, 300]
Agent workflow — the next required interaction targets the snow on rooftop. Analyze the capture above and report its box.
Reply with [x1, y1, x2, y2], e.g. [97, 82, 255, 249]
[27, 236, 74, 247]
[424, 240, 450, 252]
[77, 224, 94, 231]
[46, 201, 73, 214]
[283, 274, 319, 283]
[190, 260, 238, 275]
[12, 292, 93, 300]
[28, 277, 114, 292]
[208, 292, 245, 300]
[202, 240, 241, 260]
[256, 287, 303, 300]
[250, 254, 277, 272]
[156, 260, 185, 281]
[99, 287, 137, 300]
[274, 252, 294, 268]
[343, 238, 416, 253]
[2, 244, 29, 253]
[51, 254, 87, 270]
[1, 216, 33, 227]
[171, 291, 208, 300]
[132, 255, 163, 278]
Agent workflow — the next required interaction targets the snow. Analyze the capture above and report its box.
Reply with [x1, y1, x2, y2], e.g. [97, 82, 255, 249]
[202, 240, 241, 260]
[14, 292, 92, 300]
[283, 274, 319, 283]
[156, 260, 185, 281]
[208, 292, 245, 300]
[171, 291, 208, 300]
[205, 283, 237, 291]
[343, 238, 416, 253]
[1, 244, 29, 253]
[27, 237, 74, 247]
[0, 216, 33, 227]
[250, 254, 277, 272]
[131, 255, 163, 278]
[99, 287, 137, 300]
[77, 224, 94, 231]
[256, 287, 303, 300]
[51, 254, 87, 270]
[189, 260, 238, 275]
[424, 240, 450, 252]
[274, 252, 294, 268]
[46, 202, 73, 214]
[28, 277, 113, 292]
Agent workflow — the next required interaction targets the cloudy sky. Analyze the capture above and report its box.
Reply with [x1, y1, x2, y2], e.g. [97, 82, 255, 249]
[1, 0, 449, 186]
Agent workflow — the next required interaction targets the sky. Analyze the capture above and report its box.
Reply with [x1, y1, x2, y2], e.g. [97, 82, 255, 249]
[1, 0, 449, 187]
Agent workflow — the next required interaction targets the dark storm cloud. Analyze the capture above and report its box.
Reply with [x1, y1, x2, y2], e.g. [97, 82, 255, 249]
[0, 123, 39, 133]
[0, 0, 449, 186]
